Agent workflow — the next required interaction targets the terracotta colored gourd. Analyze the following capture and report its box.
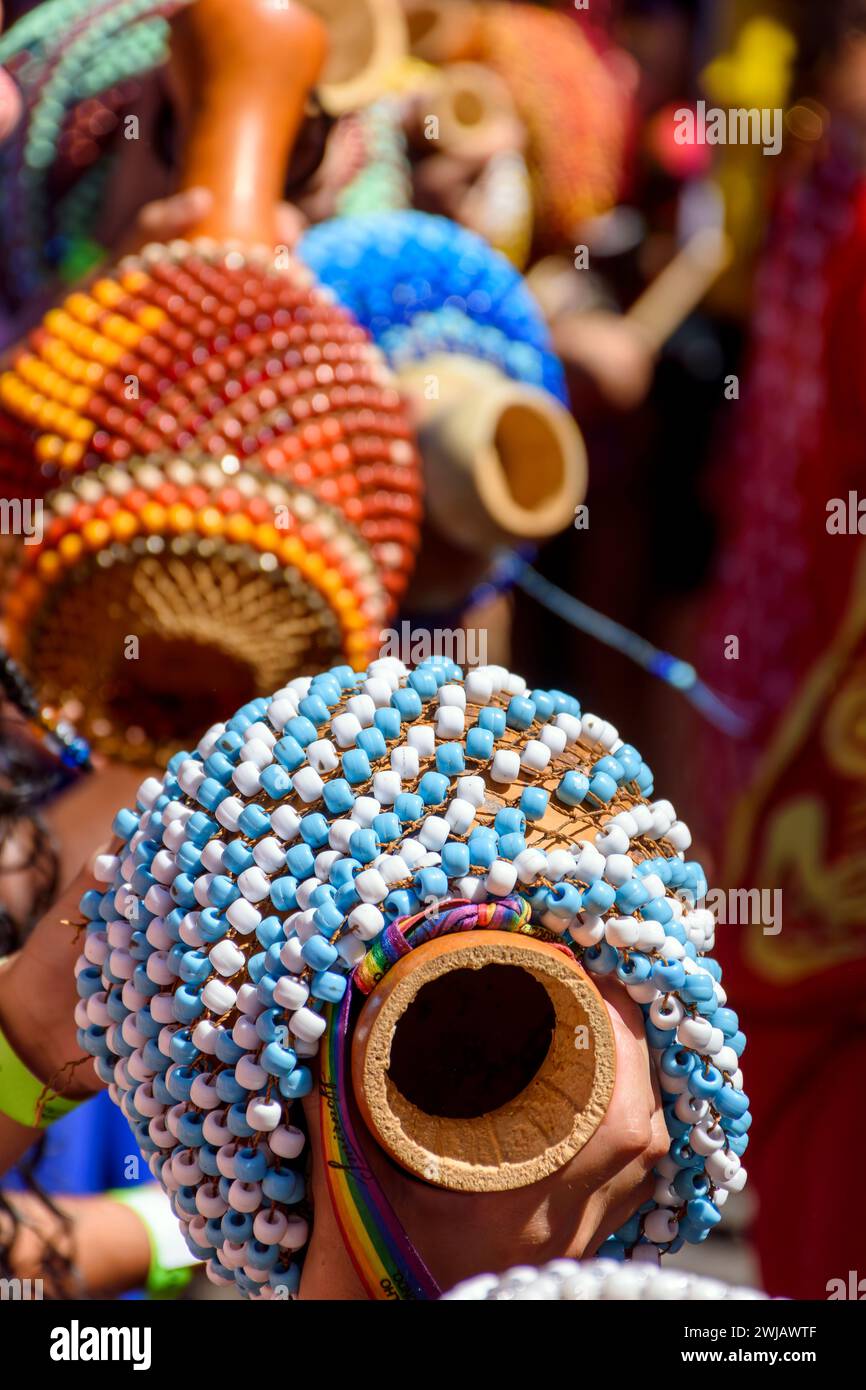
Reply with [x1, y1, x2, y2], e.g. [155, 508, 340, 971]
[352, 930, 616, 1192]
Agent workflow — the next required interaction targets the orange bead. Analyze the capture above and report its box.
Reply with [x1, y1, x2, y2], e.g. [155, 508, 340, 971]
[111, 510, 139, 542]
[140, 502, 167, 533]
[225, 514, 255, 544]
[82, 519, 111, 551]
[197, 506, 224, 537]
[58, 533, 84, 565]
[168, 504, 196, 534]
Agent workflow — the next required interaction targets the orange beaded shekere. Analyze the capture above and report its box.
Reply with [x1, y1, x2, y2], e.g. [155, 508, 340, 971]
[0, 241, 424, 761]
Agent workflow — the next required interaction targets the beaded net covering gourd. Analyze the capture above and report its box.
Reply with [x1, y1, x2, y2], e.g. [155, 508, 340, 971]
[74, 655, 749, 1298]
[0, 242, 423, 759]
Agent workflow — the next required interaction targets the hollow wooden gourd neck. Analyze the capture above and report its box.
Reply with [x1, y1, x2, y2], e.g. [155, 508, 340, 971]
[170, 0, 328, 244]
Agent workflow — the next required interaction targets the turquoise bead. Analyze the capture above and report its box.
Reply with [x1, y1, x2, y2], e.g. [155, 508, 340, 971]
[477, 706, 506, 736]
[557, 771, 589, 806]
[436, 741, 465, 775]
[274, 735, 305, 771]
[418, 770, 449, 804]
[260, 764, 292, 799]
[237, 805, 270, 839]
[356, 727, 387, 761]
[588, 771, 617, 802]
[466, 726, 494, 760]
[520, 786, 549, 820]
[310, 970, 348, 1003]
[343, 748, 371, 784]
[506, 695, 535, 730]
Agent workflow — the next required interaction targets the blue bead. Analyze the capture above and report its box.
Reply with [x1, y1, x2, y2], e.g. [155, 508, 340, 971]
[530, 690, 555, 721]
[175, 1112, 205, 1147]
[203, 751, 235, 783]
[302, 935, 338, 971]
[176, 842, 203, 875]
[588, 771, 617, 803]
[274, 735, 305, 771]
[342, 748, 372, 784]
[715, 1085, 750, 1118]
[233, 1146, 268, 1182]
[373, 812, 401, 844]
[418, 771, 449, 805]
[374, 706, 401, 740]
[392, 686, 423, 720]
[285, 843, 315, 878]
[215, 1031, 245, 1065]
[498, 831, 526, 861]
[262, 1041, 297, 1077]
[313, 899, 343, 937]
[286, 716, 318, 747]
[209, 875, 240, 909]
[319, 777, 353, 819]
[260, 764, 292, 799]
[616, 744, 642, 779]
[688, 1063, 723, 1099]
[519, 786, 549, 820]
[615, 879, 647, 911]
[197, 778, 230, 812]
[356, 727, 387, 761]
[506, 695, 536, 730]
[335, 881, 360, 914]
[270, 875, 298, 912]
[583, 880, 615, 912]
[436, 741, 465, 775]
[441, 841, 470, 877]
[477, 706, 506, 736]
[687, 1197, 721, 1230]
[223, 841, 253, 875]
[548, 882, 582, 916]
[466, 726, 494, 760]
[616, 953, 652, 985]
[673, 1168, 710, 1201]
[642, 896, 673, 924]
[299, 694, 330, 726]
[248, 952, 267, 984]
[262, 1167, 304, 1204]
[468, 827, 498, 867]
[215, 1069, 246, 1105]
[256, 916, 284, 949]
[221, 1210, 254, 1242]
[246, 1240, 280, 1271]
[557, 771, 589, 806]
[349, 828, 378, 864]
[583, 942, 619, 975]
[329, 858, 360, 887]
[494, 807, 525, 834]
[660, 1044, 694, 1078]
[414, 867, 449, 901]
[652, 960, 686, 991]
[395, 792, 423, 823]
[408, 669, 437, 698]
[299, 813, 329, 848]
[237, 805, 270, 839]
[173, 985, 204, 1022]
[310, 969, 348, 1003]
[112, 808, 138, 841]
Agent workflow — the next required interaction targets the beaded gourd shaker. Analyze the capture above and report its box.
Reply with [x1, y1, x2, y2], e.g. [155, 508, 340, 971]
[0, 0, 423, 762]
[75, 654, 748, 1299]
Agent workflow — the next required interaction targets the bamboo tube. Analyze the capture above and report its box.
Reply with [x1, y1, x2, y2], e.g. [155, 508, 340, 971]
[302, 0, 409, 114]
[402, 0, 484, 64]
[352, 931, 616, 1191]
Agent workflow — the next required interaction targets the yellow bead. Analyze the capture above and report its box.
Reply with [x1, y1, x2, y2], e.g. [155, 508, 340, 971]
[58, 533, 84, 565]
[82, 519, 111, 551]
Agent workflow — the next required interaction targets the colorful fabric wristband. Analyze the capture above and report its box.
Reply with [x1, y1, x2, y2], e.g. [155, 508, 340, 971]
[0, 1023, 82, 1129]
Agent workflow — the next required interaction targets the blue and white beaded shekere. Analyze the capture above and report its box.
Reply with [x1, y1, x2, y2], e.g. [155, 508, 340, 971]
[74, 656, 748, 1299]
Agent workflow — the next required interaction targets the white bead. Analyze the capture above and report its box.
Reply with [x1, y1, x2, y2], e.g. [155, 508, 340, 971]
[307, 739, 338, 774]
[209, 940, 245, 976]
[407, 724, 435, 756]
[292, 766, 325, 803]
[571, 913, 605, 947]
[266, 697, 297, 731]
[247, 1098, 281, 1132]
[236, 984, 262, 1017]
[242, 738, 273, 770]
[546, 849, 576, 881]
[232, 1016, 258, 1050]
[337, 934, 367, 967]
[629, 804, 654, 835]
[513, 848, 547, 884]
[538, 723, 567, 755]
[603, 854, 633, 886]
[455, 874, 487, 902]
[502, 671, 526, 695]
[363, 677, 392, 708]
[346, 694, 375, 727]
[161, 821, 187, 855]
[436, 706, 465, 739]
[226, 898, 261, 934]
[400, 838, 427, 868]
[640, 872, 667, 900]
[331, 712, 362, 748]
[554, 712, 582, 744]
[605, 916, 640, 948]
[520, 739, 551, 772]
[355, 869, 389, 904]
[660, 935, 686, 961]
[573, 843, 606, 883]
[294, 881, 321, 913]
[367, 657, 405, 687]
[456, 775, 486, 807]
[192, 1019, 219, 1054]
[351, 796, 380, 827]
[254, 1209, 289, 1245]
[269, 1125, 305, 1160]
[464, 671, 493, 704]
[486, 859, 518, 896]
[627, 981, 660, 1005]
[289, 1006, 327, 1042]
[202, 979, 236, 1014]
[595, 825, 629, 857]
[634, 920, 666, 952]
[273, 976, 309, 1010]
[713, 1045, 739, 1074]
[445, 797, 475, 834]
[581, 713, 604, 744]
[200, 840, 225, 874]
[674, 1093, 708, 1124]
[372, 770, 401, 804]
[724, 1166, 748, 1193]
[245, 722, 275, 749]
[645, 1210, 679, 1243]
[678, 1015, 713, 1050]
[598, 721, 618, 750]
[491, 749, 520, 784]
[235, 1054, 267, 1092]
[438, 683, 466, 710]
[252, 837, 286, 873]
[347, 903, 385, 941]
[279, 1215, 309, 1251]
[705, 1149, 741, 1185]
[690, 1121, 726, 1156]
[391, 745, 419, 779]
[419, 816, 449, 851]
[232, 761, 262, 797]
[665, 820, 692, 852]
[648, 800, 675, 837]
[237, 867, 270, 903]
[653, 1179, 681, 1209]
[608, 811, 639, 838]
[483, 665, 507, 692]
[649, 995, 684, 1030]
[92, 853, 120, 883]
[215, 796, 243, 831]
